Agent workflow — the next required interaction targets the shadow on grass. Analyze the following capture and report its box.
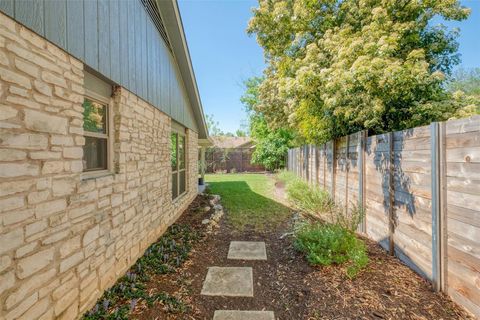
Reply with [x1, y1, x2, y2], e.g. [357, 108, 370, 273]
[207, 180, 291, 230]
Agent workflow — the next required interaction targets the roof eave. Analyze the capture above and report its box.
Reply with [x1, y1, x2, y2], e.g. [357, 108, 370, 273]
[155, 0, 209, 139]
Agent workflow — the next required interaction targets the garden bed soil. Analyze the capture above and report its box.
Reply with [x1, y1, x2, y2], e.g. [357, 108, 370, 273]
[130, 193, 473, 320]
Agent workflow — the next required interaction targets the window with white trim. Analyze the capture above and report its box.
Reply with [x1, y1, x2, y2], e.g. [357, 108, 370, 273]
[82, 97, 109, 172]
[171, 131, 186, 199]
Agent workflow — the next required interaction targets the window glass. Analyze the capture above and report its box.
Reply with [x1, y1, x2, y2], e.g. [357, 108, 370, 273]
[83, 99, 107, 133]
[179, 135, 185, 170]
[171, 130, 187, 200]
[179, 170, 186, 194]
[83, 136, 107, 171]
[172, 172, 178, 199]
[82, 98, 109, 172]
[171, 133, 177, 170]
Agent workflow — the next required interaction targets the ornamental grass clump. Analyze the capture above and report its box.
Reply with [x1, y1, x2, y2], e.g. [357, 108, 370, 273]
[286, 178, 334, 215]
[276, 169, 297, 184]
[284, 176, 364, 232]
[294, 223, 369, 278]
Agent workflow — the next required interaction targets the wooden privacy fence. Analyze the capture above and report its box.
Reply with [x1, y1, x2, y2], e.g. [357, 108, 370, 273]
[287, 115, 480, 317]
[205, 148, 265, 173]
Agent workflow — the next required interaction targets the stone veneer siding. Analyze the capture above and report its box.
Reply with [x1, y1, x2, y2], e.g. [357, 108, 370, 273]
[0, 13, 199, 320]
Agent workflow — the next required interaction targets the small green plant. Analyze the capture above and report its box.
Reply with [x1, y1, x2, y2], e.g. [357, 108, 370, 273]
[83, 224, 198, 319]
[294, 223, 368, 278]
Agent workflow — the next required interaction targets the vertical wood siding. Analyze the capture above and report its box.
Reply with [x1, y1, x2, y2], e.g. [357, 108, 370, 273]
[15, 0, 44, 33]
[108, 0, 120, 83]
[0, 0, 14, 16]
[98, 0, 111, 78]
[84, 0, 99, 70]
[44, 0, 67, 48]
[66, 0, 84, 59]
[0, 0, 198, 132]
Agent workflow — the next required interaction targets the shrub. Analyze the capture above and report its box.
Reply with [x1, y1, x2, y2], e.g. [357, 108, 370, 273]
[294, 223, 369, 278]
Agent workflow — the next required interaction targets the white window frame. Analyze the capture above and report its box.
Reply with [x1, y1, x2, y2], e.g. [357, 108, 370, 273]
[171, 128, 187, 200]
[81, 89, 114, 180]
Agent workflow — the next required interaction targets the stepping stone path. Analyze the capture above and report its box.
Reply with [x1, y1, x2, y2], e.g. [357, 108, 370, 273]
[201, 241, 275, 319]
[227, 241, 267, 260]
[213, 310, 275, 320]
[201, 267, 254, 297]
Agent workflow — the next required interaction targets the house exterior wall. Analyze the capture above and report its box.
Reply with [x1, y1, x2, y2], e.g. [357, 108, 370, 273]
[0, 0, 198, 132]
[0, 13, 198, 320]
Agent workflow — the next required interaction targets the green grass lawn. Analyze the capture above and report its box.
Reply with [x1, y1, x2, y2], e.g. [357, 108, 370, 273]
[205, 173, 291, 230]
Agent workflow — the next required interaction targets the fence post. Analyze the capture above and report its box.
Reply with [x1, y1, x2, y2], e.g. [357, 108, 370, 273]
[358, 131, 367, 233]
[293, 149, 296, 174]
[297, 148, 300, 176]
[305, 144, 311, 184]
[431, 122, 447, 292]
[388, 132, 395, 256]
[323, 143, 326, 188]
[331, 140, 336, 200]
[345, 135, 350, 213]
[439, 122, 447, 292]
[315, 146, 319, 186]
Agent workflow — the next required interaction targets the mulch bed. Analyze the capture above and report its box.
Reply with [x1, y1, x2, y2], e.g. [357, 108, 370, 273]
[128, 192, 473, 320]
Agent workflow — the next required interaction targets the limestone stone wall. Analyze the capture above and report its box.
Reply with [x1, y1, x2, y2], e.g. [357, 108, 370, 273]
[0, 13, 199, 320]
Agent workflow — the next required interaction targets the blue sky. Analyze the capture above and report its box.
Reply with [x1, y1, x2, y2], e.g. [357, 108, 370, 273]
[178, 0, 480, 134]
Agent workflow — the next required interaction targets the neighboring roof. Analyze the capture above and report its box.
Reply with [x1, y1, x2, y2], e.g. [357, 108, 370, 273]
[199, 137, 214, 147]
[211, 136, 255, 149]
[156, 0, 209, 139]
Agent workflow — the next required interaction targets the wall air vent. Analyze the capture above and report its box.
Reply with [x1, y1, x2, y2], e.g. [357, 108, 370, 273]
[140, 0, 172, 51]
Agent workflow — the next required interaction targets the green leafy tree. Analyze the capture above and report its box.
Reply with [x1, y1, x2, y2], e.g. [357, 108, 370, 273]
[205, 114, 224, 136]
[448, 67, 480, 113]
[248, 0, 476, 143]
[448, 68, 480, 96]
[206, 114, 248, 137]
[241, 77, 295, 170]
[235, 129, 247, 137]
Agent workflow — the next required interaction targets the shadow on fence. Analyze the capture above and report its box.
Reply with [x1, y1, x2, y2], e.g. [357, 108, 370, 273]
[287, 115, 480, 318]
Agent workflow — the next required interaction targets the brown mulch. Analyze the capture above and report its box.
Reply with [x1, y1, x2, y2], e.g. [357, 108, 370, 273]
[132, 193, 473, 320]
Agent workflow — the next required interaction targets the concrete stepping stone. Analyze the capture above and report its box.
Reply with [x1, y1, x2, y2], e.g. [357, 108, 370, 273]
[213, 310, 275, 320]
[201, 267, 253, 297]
[227, 241, 267, 260]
